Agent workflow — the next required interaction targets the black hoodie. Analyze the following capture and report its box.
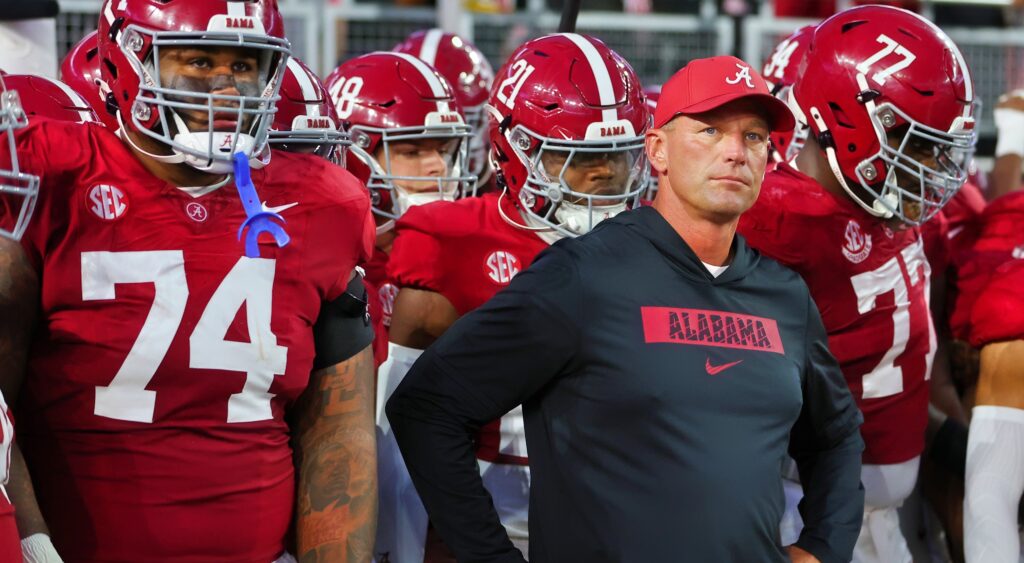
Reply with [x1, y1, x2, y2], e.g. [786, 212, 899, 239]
[387, 205, 865, 563]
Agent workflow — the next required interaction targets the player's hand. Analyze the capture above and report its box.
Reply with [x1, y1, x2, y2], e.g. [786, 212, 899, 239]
[786, 545, 820, 563]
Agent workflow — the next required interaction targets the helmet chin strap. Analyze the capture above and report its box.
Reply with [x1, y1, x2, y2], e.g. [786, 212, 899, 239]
[116, 110, 187, 165]
[375, 219, 395, 236]
[808, 104, 893, 220]
[497, 188, 563, 246]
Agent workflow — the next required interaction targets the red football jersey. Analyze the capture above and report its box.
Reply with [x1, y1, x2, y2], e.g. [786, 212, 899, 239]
[4, 119, 374, 562]
[0, 392, 16, 563]
[944, 181, 987, 263]
[970, 260, 1024, 348]
[388, 192, 548, 464]
[739, 163, 935, 465]
[362, 247, 395, 367]
[921, 209, 951, 285]
[953, 191, 1024, 344]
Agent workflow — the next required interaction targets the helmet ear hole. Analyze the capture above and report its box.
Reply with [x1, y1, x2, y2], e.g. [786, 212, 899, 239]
[847, 143, 856, 152]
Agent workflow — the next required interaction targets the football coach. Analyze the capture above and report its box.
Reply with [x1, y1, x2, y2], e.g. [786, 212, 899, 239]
[387, 56, 865, 563]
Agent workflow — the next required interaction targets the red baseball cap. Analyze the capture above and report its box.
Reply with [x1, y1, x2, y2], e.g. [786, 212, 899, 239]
[653, 55, 796, 132]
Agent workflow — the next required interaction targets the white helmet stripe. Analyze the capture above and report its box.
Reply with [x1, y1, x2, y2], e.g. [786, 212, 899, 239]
[227, 1, 247, 17]
[418, 29, 444, 67]
[286, 58, 321, 117]
[103, 0, 116, 25]
[560, 33, 617, 123]
[388, 51, 451, 113]
[47, 77, 97, 123]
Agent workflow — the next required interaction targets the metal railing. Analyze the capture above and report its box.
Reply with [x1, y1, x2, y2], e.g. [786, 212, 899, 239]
[54, 0, 1020, 140]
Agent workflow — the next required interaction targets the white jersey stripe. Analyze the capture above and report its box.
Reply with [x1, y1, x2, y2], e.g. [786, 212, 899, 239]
[286, 59, 321, 117]
[560, 33, 618, 123]
[47, 77, 97, 123]
[388, 51, 451, 113]
[418, 29, 444, 67]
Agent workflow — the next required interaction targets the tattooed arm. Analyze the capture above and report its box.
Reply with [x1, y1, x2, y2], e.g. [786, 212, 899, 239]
[292, 345, 377, 562]
[0, 238, 50, 540]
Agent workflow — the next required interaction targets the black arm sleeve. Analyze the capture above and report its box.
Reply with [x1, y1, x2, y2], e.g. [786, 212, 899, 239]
[312, 272, 374, 369]
[386, 245, 581, 563]
[789, 294, 866, 563]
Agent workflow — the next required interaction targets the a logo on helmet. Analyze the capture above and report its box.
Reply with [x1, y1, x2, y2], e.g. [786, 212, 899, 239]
[601, 125, 626, 137]
[842, 220, 873, 264]
[485, 250, 522, 285]
[726, 64, 755, 89]
[226, 17, 255, 29]
[293, 116, 335, 131]
[87, 185, 128, 221]
[1012, 245, 1024, 260]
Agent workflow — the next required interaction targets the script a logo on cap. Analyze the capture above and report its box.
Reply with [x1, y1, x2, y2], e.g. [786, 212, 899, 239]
[725, 63, 755, 89]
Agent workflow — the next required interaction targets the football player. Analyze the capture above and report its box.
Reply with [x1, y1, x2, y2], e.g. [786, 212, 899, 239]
[393, 29, 496, 194]
[0, 1, 378, 561]
[60, 31, 118, 130]
[738, 6, 976, 562]
[761, 24, 814, 166]
[959, 186, 1024, 562]
[0, 74, 35, 563]
[0, 72, 101, 563]
[268, 57, 346, 164]
[324, 51, 474, 364]
[2, 73, 98, 125]
[378, 33, 649, 561]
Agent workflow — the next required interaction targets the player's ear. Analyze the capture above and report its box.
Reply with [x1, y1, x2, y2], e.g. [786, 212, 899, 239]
[646, 129, 669, 175]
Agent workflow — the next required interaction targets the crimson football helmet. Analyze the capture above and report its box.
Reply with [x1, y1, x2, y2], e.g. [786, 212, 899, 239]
[762, 25, 814, 164]
[2, 74, 99, 124]
[488, 33, 649, 238]
[0, 74, 40, 241]
[793, 6, 975, 225]
[324, 52, 473, 227]
[96, 0, 291, 174]
[268, 57, 346, 164]
[61, 31, 118, 130]
[393, 29, 495, 189]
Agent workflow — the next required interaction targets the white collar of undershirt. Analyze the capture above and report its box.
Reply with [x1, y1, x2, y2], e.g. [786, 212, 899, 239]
[176, 175, 232, 198]
[702, 261, 729, 278]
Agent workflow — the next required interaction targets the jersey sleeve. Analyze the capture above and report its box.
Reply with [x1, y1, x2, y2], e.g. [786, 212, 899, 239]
[0, 119, 47, 269]
[386, 242, 582, 562]
[313, 166, 375, 303]
[739, 194, 807, 269]
[920, 212, 950, 276]
[388, 205, 445, 294]
[969, 261, 1024, 348]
